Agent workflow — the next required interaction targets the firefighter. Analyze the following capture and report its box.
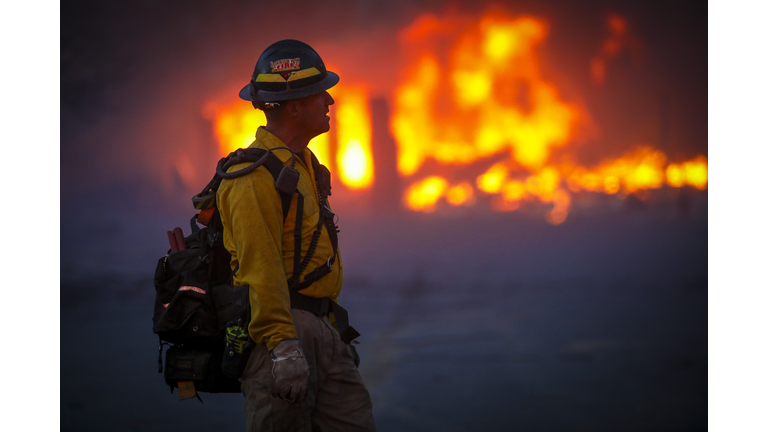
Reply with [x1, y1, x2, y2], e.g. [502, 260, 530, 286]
[216, 39, 376, 431]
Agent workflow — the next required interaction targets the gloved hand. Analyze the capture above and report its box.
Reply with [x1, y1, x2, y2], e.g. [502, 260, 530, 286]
[270, 339, 309, 403]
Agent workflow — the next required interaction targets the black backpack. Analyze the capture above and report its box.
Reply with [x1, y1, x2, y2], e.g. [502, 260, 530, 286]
[152, 147, 303, 399]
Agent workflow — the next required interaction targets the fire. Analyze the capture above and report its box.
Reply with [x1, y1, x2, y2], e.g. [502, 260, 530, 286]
[391, 13, 582, 222]
[405, 177, 477, 211]
[391, 11, 706, 224]
[665, 156, 708, 190]
[392, 15, 579, 176]
[567, 147, 667, 194]
[204, 11, 706, 225]
[334, 86, 374, 190]
[404, 176, 448, 212]
[566, 149, 708, 194]
[477, 163, 508, 194]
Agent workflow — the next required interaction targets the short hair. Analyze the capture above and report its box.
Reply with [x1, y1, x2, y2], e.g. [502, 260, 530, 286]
[259, 102, 287, 123]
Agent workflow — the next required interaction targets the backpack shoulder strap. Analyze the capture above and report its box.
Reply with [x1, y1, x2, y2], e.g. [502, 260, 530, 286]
[262, 153, 294, 224]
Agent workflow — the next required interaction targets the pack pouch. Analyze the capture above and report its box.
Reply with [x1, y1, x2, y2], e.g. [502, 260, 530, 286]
[164, 345, 241, 393]
[152, 227, 229, 346]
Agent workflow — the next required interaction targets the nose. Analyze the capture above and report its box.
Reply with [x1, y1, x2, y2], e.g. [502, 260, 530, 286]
[324, 91, 335, 106]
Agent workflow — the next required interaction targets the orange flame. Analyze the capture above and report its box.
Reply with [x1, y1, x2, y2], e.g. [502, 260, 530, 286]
[335, 86, 374, 190]
[665, 156, 708, 190]
[390, 11, 706, 224]
[567, 147, 667, 194]
[391, 13, 581, 222]
[404, 176, 449, 212]
[392, 15, 579, 175]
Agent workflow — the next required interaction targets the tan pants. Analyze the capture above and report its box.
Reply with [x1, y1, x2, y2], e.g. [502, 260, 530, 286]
[240, 308, 376, 432]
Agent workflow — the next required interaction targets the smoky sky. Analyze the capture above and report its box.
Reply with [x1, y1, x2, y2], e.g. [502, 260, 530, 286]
[61, 0, 706, 214]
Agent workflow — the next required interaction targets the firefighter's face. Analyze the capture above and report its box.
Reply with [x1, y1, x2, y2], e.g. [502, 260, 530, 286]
[294, 90, 334, 139]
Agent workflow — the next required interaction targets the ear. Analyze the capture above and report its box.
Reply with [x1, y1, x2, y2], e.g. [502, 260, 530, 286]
[286, 99, 302, 118]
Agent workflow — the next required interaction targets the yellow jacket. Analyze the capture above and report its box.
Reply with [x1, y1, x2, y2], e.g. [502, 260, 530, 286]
[217, 127, 343, 351]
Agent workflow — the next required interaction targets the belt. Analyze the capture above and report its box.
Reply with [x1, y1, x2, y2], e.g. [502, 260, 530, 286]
[289, 291, 360, 344]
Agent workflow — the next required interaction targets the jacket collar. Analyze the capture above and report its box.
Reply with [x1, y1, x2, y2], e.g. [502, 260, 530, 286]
[248, 126, 300, 165]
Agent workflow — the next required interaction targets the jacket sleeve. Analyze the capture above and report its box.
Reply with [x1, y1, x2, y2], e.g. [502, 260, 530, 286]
[217, 167, 296, 351]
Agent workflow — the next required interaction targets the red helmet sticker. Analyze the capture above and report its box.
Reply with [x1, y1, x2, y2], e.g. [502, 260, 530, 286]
[271, 58, 301, 73]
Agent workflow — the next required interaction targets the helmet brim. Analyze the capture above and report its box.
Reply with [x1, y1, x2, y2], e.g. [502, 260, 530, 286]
[238, 71, 339, 102]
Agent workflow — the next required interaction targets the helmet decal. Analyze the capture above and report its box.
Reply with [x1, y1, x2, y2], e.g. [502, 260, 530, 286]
[270, 58, 301, 73]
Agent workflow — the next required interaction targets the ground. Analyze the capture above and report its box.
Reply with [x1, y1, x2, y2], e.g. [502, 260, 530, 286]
[61, 196, 707, 431]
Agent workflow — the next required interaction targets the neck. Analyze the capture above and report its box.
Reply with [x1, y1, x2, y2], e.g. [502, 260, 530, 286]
[265, 123, 310, 154]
